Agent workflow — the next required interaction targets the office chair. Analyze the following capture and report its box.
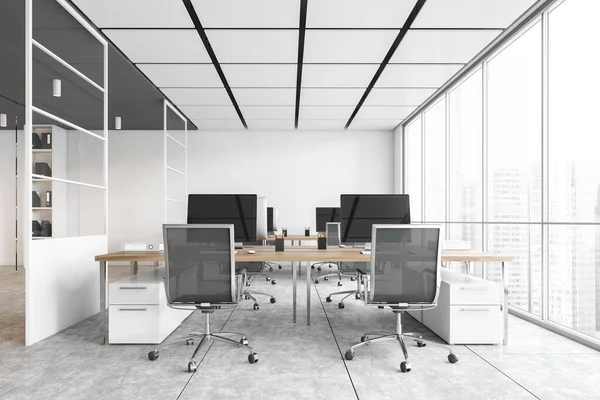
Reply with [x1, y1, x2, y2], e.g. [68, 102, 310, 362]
[237, 260, 277, 310]
[147, 224, 259, 372]
[344, 225, 459, 372]
[313, 222, 356, 286]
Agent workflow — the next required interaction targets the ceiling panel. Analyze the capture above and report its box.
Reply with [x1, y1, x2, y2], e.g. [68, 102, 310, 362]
[298, 120, 347, 130]
[104, 29, 210, 63]
[300, 106, 354, 120]
[301, 88, 364, 106]
[348, 119, 400, 130]
[306, 0, 418, 28]
[377, 64, 463, 87]
[412, 0, 537, 28]
[137, 64, 221, 87]
[365, 88, 436, 106]
[192, 119, 245, 130]
[233, 88, 296, 105]
[304, 30, 397, 63]
[179, 105, 239, 120]
[73, 0, 193, 28]
[192, 0, 300, 28]
[221, 64, 297, 88]
[355, 106, 415, 120]
[206, 30, 298, 63]
[162, 88, 232, 105]
[241, 106, 295, 120]
[391, 30, 501, 63]
[247, 120, 295, 130]
[302, 64, 379, 87]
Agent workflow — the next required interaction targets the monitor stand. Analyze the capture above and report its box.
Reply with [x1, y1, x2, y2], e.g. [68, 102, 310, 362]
[234, 242, 244, 249]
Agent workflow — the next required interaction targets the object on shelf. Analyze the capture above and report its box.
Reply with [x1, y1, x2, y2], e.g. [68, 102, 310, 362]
[45, 191, 52, 207]
[32, 191, 41, 208]
[41, 132, 52, 149]
[34, 162, 52, 177]
[32, 221, 43, 237]
[41, 220, 52, 237]
[32, 133, 42, 149]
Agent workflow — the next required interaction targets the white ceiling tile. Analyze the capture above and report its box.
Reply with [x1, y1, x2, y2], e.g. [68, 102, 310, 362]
[306, 0, 418, 28]
[348, 119, 400, 130]
[355, 106, 415, 120]
[365, 88, 437, 106]
[304, 30, 397, 63]
[247, 120, 295, 130]
[302, 64, 378, 87]
[233, 88, 296, 105]
[391, 30, 501, 63]
[137, 64, 221, 87]
[377, 64, 463, 87]
[179, 105, 239, 120]
[192, 0, 300, 28]
[73, 0, 193, 28]
[162, 88, 232, 105]
[206, 30, 298, 63]
[222, 64, 297, 88]
[301, 88, 364, 106]
[298, 120, 347, 130]
[300, 106, 354, 120]
[192, 119, 245, 130]
[104, 30, 210, 63]
[241, 106, 295, 120]
[412, 0, 537, 28]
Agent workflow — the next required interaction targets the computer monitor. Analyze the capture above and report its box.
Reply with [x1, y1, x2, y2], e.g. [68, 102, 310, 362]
[267, 207, 279, 233]
[340, 194, 410, 243]
[187, 194, 257, 243]
[256, 197, 267, 241]
[316, 207, 340, 232]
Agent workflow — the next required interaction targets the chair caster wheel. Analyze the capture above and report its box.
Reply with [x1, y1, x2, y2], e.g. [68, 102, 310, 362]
[244, 295, 250, 300]
[270, 297, 276, 304]
[246, 282, 251, 287]
[248, 352, 259, 364]
[324, 277, 329, 281]
[448, 354, 459, 364]
[338, 303, 345, 309]
[253, 303, 259, 310]
[360, 280, 364, 285]
[344, 350, 354, 360]
[148, 350, 159, 361]
[269, 267, 274, 272]
[360, 336, 367, 342]
[378, 306, 384, 309]
[350, 277, 356, 281]
[271, 280, 277, 285]
[317, 267, 322, 272]
[186, 339, 194, 346]
[326, 296, 332, 303]
[400, 361, 411, 373]
[315, 279, 320, 284]
[355, 293, 361, 300]
[278, 265, 282, 269]
[337, 282, 343, 287]
[188, 361, 198, 373]
[417, 341, 426, 348]
[240, 337, 249, 345]
[311, 265, 316, 270]
[266, 277, 271, 281]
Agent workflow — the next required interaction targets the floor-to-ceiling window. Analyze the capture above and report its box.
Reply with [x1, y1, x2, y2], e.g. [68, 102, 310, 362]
[423, 98, 446, 223]
[405, 116, 422, 222]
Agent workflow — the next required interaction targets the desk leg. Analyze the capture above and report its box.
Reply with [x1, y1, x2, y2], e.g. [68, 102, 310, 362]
[292, 261, 297, 324]
[306, 260, 311, 326]
[502, 261, 508, 345]
[154, 261, 159, 268]
[130, 261, 138, 276]
[99, 261, 107, 345]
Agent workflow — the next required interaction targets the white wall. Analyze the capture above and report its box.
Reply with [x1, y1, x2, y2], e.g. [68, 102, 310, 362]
[187, 130, 394, 234]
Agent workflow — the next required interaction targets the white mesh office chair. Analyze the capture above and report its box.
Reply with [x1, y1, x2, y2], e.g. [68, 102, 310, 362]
[147, 224, 259, 372]
[344, 225, 458, 372]
[313, 222, 356, 286]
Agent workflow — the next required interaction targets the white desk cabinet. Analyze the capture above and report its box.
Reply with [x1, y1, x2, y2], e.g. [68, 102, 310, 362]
[109, 268, 192, 344]
[421, 268, 503, 345]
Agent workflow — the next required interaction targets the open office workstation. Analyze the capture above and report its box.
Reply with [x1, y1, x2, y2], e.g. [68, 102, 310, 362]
[1, 0, 599, 399]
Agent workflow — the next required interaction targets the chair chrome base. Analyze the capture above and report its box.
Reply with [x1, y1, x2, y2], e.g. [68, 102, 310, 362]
[147, 310, 259, 372]
[344, 310, 458, 372]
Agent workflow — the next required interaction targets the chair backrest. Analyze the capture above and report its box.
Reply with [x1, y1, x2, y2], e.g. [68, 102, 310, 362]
[326, 222, 341, 246]
[163, 224, 237, 306]
[367, 225, 442, 307]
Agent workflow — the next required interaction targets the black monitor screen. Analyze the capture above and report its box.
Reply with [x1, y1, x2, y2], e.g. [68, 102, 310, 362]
[267, 207, 274, 232]
[187, 194, 257, 243]
[340, 194, 410, 243]
[316, 207, 340, 232]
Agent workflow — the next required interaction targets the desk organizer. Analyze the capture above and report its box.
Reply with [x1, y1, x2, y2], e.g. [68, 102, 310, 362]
[318, 237, 327, 249]
[305, 229, 310, 237]
[275, 238, 284, 251]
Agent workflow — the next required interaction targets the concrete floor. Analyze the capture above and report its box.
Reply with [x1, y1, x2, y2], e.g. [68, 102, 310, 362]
[1, 264, 600, 399]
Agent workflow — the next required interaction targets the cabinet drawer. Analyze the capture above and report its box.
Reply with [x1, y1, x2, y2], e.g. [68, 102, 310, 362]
[447, 305, 502, 344]
[109, 282, 160, 305]
[109, 305, 160, 344]
[446, 281, 501, 305]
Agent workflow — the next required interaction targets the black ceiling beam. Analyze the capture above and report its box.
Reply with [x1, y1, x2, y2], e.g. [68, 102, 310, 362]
[345, 0, 427, 129]
[294, 0, 308, 129]
[182, 0, 248, 129]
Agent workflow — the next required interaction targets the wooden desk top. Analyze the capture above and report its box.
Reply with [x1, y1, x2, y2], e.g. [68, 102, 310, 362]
[96, 247, 513, 263]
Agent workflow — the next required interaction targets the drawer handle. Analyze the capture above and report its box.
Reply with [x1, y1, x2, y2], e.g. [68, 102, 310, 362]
[460, 308, 490, 312]
[119, 286, 147, 290]
[118, 308, 147, 312]
[460, 286, 488, 291]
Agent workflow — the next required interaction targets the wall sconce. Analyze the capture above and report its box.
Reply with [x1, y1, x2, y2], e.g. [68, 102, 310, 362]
[115, 116, 122, 130]
[0, 113, 7, 128]
[53, 79, 61, 97]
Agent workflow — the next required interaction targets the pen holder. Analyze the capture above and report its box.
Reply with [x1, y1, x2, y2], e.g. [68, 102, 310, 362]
[317, 237, 327, 250]
[305, 229, 310, 237]
[275, 238, 284, 252]
[283, 229, 287, 237]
